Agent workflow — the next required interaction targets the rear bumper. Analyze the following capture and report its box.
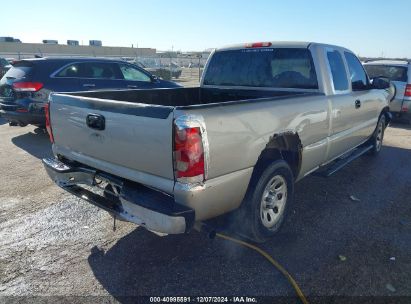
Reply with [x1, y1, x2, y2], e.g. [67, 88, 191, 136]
[0, 109, 45, 126]
[391, 110, 411, 122]
[42, 157, 195, 234]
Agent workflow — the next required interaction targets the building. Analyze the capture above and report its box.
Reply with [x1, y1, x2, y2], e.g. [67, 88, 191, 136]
[0, 42, 156, 59]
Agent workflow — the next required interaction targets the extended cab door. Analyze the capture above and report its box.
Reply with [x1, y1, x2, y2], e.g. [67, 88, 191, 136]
[325, 48, 374, 161]
[343, 51, 379, 144]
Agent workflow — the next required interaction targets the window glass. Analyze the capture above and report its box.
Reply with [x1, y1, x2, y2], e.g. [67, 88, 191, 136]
[79, 62, 119, 79]
[364, 65, 408, 82]
[327, 50, 348, 91]
[4, 61, 33, 79]
[55, 64, 80, 77]
[119, 64, 151, 82]
[203, 48, 318, 89]
[56, 62, 121, 79]
[344, 52, 369, 90]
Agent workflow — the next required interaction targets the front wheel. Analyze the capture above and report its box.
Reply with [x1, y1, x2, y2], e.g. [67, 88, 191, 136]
[369, 115, 386, 155]
[234, 160, 294, 243]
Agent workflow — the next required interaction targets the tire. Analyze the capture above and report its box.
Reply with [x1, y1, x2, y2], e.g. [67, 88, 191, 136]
[369, 115, 386, 155]
[233, 159, 294, 243]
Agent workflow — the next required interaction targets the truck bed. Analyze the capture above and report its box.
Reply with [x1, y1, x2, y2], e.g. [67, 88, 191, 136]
[49, 87, 319, 195]
[68, 87, 312, 108]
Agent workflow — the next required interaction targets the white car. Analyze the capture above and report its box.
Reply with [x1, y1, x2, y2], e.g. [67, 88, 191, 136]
[364, 60, 411, 123]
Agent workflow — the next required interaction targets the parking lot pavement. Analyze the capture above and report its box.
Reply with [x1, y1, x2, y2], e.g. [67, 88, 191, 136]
[1, 115, 411, 300]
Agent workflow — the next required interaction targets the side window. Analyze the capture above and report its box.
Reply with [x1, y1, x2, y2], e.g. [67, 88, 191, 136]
[78, 62, 121, 79]
[55, 64, 80, 78]
[326, 50, 348, 91]
[344, 52, 369, 90]
[119, 64, 151, 82]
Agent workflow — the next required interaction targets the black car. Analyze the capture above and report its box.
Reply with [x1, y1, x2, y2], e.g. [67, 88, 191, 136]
[0, 57, 181, 127]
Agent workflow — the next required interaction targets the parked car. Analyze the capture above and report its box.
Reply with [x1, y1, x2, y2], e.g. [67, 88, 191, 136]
[169, 62, 182, 78]
[363, 60, 411, 123]
[43, 42, 392, 243]
[188, 62, 204, 68]
[0, 57, 181, 127]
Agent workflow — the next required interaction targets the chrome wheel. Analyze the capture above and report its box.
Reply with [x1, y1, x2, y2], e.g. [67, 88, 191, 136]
[375, 120, 384, 151]
[260, 175, 287, 228]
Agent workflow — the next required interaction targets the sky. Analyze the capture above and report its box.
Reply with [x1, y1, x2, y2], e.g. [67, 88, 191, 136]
[1, 0, 410, 58]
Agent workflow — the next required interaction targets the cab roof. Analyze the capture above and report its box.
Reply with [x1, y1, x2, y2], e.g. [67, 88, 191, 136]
[215, 41, 353, 53]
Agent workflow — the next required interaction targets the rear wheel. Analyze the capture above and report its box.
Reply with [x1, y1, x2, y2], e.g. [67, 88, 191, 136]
[234, 160, 294, 243]
[369, 115, 386, 155]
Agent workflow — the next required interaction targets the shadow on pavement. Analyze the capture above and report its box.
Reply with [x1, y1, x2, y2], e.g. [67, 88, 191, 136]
[388, 122, 411, 131]
[87, 144, 411, 299]
[11, 128, 53, 159]
[87, 228, 279, 299]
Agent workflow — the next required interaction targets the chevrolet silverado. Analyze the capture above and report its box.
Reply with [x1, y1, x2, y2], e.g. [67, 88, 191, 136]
[43, 42, 393, 242]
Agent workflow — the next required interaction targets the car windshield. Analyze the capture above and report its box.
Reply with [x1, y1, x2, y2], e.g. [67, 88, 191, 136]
[364, 65, 408, 82]
[203, 48, 318, 89]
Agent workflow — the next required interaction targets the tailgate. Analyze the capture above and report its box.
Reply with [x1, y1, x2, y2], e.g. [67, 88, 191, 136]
[49, 93, 176, 193]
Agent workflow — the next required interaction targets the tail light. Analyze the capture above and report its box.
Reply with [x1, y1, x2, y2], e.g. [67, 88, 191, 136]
[405, 84, 411, 97]
[174, 126, 205, 183]
[12, 82, 43, 92]
[44, 102, 54, 143]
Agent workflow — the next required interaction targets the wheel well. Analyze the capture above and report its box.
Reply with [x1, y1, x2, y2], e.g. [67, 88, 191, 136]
[251, 132, 302, 182]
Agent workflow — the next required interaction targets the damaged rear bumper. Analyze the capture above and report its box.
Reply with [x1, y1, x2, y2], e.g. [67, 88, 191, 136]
[42, 157, 195, 234]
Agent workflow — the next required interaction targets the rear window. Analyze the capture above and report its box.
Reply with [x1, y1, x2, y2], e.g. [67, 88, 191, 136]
[364, 65, 408, 82]
[203, 48, 318, 89]
[327, 50, 348, 91]
[3, 61, 33, 79]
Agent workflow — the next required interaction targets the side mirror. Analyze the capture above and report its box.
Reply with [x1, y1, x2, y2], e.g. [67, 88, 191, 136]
[371, 77, 390, 89]
[151, 75, 160, 82]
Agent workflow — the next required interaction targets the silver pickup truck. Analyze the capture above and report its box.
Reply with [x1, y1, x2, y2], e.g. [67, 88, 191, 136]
[43, 42, 393, 242]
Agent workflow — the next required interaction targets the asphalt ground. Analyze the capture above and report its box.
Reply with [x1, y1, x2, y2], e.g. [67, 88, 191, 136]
[0, 115, 410, 303]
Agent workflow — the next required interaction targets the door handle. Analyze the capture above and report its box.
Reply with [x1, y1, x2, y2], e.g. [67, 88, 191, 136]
[86, 114, 105, 130]
[83, 84, 96, 88]
[355, 99, 361, 109]
[127, 85, 138, 89]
